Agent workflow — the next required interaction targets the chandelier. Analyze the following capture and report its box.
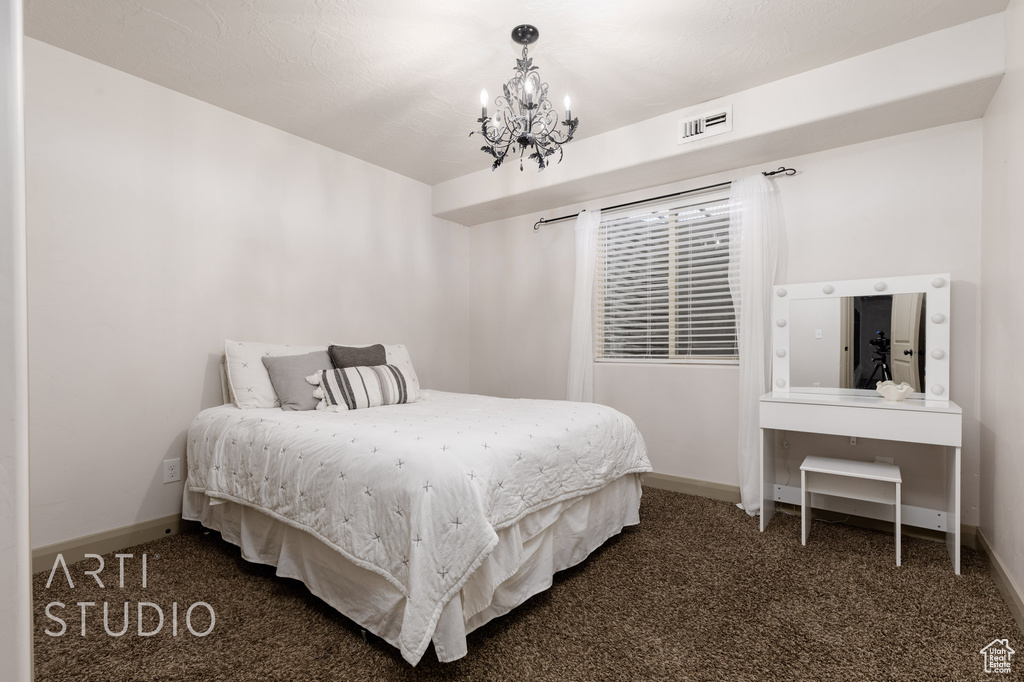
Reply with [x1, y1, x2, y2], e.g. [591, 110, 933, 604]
[472, 25, 579, 172]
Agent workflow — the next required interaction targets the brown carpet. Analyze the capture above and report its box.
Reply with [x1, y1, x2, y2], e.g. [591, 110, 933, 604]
[33, 488, 1022, 681]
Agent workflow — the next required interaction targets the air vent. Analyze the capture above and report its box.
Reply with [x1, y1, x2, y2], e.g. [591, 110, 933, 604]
[677, 105, 733, 145]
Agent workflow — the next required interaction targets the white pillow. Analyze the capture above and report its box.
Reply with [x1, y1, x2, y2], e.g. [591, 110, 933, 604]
[224, 340, 326, 408]
[380, 345, 422, 399]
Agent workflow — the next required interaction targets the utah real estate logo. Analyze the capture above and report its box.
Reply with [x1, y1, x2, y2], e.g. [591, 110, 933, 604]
[980, 638, 1015, 674]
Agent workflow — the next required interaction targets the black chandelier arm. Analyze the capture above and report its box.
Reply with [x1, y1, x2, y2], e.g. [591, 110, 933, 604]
[549, 121, 577, 143]
[533, 118, 577, 146]
[476, 123, 505, 146]
[474, 112, 576, 158]
[534, 108, 559, 134]
[530, 129, 561, 153]
[475, 111, 522, 147]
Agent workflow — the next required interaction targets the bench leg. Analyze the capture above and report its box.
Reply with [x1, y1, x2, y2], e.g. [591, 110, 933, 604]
[895, 482, 901, 567]
[801, 469, 808, 546]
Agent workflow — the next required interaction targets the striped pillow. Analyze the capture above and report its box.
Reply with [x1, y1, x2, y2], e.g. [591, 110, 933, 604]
[305, 365, 418, 411]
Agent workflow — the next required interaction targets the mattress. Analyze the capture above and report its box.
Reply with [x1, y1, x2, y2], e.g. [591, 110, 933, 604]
[185, 389, 651, 664]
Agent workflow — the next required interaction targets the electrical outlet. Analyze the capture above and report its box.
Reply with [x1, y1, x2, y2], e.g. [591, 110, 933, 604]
[163, 458, 181, 484]
[875, 456, 895, 465]
[815, 329, 823, 339]
[849, 437, 857, 446]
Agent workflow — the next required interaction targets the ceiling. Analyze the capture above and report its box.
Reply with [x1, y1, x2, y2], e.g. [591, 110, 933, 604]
[25, 0, 1008, 186]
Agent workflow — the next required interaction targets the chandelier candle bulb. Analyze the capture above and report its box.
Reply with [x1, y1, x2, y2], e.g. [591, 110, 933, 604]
[564, 95, 571, 120]
[480, 89, 488, 119]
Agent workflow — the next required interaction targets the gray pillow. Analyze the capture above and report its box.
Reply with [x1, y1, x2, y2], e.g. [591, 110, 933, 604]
[262, 351, 333, 411]
[329, 344, 387, 368]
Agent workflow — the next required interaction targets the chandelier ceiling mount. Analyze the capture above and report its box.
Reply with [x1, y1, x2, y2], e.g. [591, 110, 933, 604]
[509, 24, 539, 47]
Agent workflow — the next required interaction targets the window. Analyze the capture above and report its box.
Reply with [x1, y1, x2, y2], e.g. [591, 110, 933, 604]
[594, 187, 737, 362]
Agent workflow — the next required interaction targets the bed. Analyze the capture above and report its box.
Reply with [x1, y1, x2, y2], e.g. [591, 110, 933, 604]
[183, 346, 651, 665]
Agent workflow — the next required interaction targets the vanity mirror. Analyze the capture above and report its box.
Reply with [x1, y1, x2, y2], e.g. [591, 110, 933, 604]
[771, 274, 950, 401]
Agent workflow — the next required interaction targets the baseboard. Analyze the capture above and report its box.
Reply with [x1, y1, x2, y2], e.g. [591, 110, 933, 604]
[772, 500, 977, 549]
[642, 474, 980, 550]
[977, 530, 1024, 637]
[643, 473, 741, 504]
[32, 514, 182, 574]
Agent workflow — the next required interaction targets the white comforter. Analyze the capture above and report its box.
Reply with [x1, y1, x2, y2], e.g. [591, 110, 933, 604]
[186, 390, 651, 664]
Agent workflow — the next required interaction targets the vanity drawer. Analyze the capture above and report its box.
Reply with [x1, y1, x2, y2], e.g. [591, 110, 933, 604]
[760, 398, 961, 447]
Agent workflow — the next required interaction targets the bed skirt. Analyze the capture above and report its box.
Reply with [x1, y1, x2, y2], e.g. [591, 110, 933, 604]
[182, 472, 642, 663]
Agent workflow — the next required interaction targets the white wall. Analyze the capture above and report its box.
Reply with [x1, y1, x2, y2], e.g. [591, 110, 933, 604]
[981, 0, 1024, 603]
[467, 121, 982, 521]
[25, 39, 472, 549]
[789, 298, 841, 389]
[1, 2, 32, 678]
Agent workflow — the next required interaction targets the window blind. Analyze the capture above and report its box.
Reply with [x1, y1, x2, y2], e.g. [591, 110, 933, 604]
[594, 187, 738, 362]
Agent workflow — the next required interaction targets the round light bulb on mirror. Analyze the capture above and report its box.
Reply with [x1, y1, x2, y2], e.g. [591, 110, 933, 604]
[775, 349, 786, 358]
[776, 288, 787, 297]
[931, 277, 947, 288]
[776, 379, 786, 388]
[822, 285, 834, 295]
[930, 384, 945, 396]
[775, 318, 787, 327]
[874, 282, 887, 292]
[931, 313, 946, 324]
[931, 348, 945, 360]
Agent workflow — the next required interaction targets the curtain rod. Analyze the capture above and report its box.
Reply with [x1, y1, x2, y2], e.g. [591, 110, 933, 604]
[532, 166, 797, 231]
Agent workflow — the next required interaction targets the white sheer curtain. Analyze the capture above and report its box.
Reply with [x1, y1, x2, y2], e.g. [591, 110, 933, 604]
[566, 209, 601, 402]
[728, 176, 783, 516]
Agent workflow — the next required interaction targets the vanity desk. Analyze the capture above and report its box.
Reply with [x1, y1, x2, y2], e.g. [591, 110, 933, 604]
[759, 391, 962, 573]
[759, 273, 963, 574]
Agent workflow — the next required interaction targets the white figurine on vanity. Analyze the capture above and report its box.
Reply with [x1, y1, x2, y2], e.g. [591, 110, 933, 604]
[876, 380, 914, 401]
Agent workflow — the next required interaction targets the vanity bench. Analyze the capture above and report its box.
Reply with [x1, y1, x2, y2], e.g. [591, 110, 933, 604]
[800, 455, 902, 565]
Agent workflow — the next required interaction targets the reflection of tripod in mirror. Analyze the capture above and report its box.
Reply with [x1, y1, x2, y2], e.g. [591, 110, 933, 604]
[866, 330, 892, 386]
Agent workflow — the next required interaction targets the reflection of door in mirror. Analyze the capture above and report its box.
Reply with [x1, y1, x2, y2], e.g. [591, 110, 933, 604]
[890, 293, 924, 391]
[839, 297, 854, 388]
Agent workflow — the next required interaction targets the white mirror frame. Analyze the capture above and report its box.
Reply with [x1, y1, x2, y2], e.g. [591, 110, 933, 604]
[771, 273, 951, 401]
